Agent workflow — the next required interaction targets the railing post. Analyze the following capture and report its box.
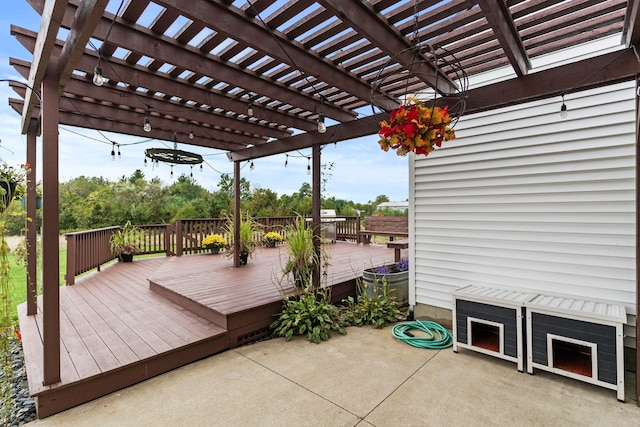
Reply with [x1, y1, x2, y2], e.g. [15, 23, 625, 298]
[165, 224, 173, 256]
[175, 220, 183, 256]
[356, 216, 361, 243]
[65, 234, 76, 285]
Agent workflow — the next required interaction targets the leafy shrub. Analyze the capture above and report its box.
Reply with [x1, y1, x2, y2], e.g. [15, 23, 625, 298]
[270, 286, 345, 343]
[342, 277, 405, 328]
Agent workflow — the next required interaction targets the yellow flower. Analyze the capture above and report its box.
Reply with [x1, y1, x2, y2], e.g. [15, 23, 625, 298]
[202, 233, 227, 249]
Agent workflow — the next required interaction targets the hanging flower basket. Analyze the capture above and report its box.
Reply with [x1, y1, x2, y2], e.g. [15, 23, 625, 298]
[0, 181, 17, 213]
[378, 99, 456, 157]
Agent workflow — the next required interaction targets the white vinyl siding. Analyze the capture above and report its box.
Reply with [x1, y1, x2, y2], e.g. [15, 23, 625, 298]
[410, 82, 636, 336]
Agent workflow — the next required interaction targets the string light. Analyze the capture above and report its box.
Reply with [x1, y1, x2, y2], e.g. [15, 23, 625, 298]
[110, 141, 115, 160]
[200, 164, 203, 172]
[306, 157, 311, 175]
[247, 103, 254, 117]
[144, 157, 148, 167]
[317, 113, 326, 133]
[190, 165, 193, 177]
[188, 128, 195, 140]
[117, 144, 121, 157]
[560, 94, 567, 119]
[250, 160, 255, 171]
[93, 65, 105, 87]
[143, 115, 151, 132]
[284, 154, 288, 168]
[170, 165, 174, 177]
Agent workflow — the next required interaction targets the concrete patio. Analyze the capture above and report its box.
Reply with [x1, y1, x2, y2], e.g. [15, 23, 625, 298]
[24, 325, 640, 426]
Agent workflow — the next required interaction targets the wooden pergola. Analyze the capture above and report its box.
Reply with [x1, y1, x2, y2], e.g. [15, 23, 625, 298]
[6, 0, 640, 403]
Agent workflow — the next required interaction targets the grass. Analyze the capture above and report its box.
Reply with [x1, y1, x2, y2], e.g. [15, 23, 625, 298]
[6, 249, 66, 325]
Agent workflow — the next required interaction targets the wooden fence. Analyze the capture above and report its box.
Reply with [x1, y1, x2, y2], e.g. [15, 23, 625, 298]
[64, 216, 361, 284]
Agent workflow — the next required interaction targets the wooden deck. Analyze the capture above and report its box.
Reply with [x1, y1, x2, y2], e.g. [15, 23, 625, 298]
[18, 242, 400, 418]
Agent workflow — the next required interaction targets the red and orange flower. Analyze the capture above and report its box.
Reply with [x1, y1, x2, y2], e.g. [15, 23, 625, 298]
[378, 99, 455, 157]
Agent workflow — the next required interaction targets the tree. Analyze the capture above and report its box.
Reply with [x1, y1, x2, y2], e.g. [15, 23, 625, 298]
[217, 173, 251, 200]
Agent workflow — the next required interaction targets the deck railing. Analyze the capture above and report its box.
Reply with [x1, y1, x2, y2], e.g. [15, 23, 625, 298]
[64, 216, 361, 284]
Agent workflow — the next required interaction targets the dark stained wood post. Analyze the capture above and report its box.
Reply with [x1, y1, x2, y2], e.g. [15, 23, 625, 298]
[312, 144, 321, 288]
[635, 76, 640, 406]
[41, 58, 60, 385]
[25, 118, 38, 315]
[233, 160, 241, 267]
[175, 219, 183, 256]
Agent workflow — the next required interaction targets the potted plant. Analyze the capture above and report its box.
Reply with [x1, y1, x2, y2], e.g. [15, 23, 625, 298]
[362, 257, 409, 305]
[109, 221, 144, 262]
[282, 215, 328, 287]
[224, 212, 261, 265]
[263, 231, 283, 248]
[0, 161, 29, 213]
[20, 180, 42, 210]
[202, 233, 227, 254]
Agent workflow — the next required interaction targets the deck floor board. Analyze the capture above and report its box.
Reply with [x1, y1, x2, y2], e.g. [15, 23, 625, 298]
[18, 242, 402, 418]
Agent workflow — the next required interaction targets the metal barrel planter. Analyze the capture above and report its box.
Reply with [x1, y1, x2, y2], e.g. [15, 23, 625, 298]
[362, 266, 409, 305]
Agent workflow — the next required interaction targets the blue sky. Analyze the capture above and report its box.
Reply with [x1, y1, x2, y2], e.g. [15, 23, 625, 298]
[0, 2, 409, 204]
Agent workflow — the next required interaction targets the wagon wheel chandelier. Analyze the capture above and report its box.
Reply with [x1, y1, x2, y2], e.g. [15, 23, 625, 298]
[144, 131, 203, 166]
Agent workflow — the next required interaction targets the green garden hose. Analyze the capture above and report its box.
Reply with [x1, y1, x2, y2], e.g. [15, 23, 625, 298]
[392, 320, 453, 349]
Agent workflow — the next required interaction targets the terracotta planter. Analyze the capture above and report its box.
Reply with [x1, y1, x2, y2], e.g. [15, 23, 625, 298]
[362, 267, 408, 305]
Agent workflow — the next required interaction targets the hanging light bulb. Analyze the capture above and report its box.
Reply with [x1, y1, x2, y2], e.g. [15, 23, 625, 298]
[200, 164, 203, 172]
[250, 161, 255, 171]
[170, 165, 174, 177]
[143, 116, 152, 132]
[188, 129, 195, 140]
[110, 142, 115, 161]
[117, 144, 121, 157]
[93, 65, 105, 87]
[306, 158, 311, 175]
[144, 157, 148, 167]
[560, 94, 567, 119]
[317, 114, 326, 133]
[247, 103, 254, 117]
[333, 141, 337, 149]
[190, 165, 193, 177]
[284, 154, 288, 168]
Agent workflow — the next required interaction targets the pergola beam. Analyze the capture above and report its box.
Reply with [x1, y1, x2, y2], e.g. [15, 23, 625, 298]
[229, 46, 640, 161]
[9, 97, 250, 151]
[622, 0, 640, 46]
[11, 23, 317, 134]
[478, 0, 531, 77]
[10, 57, 284, 142]
[20, 0, 66, 133]
[57, 0, 109, 89]
[28, 0, 356, 123]
[320, 0, 459, 96]
[154, 0, 399, 113]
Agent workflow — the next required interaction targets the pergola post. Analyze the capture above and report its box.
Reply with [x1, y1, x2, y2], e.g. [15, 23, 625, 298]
[41, 58, 60, 385]
[25, 118, 38, 316]
[635, 76, 639, 405]
[312, 144, 321, 288]
[233, 160, 241, 268]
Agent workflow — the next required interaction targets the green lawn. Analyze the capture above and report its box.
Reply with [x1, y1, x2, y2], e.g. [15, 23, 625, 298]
[6, 249, 66, 325]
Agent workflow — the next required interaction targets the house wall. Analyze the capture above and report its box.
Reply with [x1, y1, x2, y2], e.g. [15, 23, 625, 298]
[409, 81, 637, 347]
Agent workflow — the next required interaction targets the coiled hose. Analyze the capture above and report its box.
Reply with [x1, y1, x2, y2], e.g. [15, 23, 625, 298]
[392, 320, 453, 349]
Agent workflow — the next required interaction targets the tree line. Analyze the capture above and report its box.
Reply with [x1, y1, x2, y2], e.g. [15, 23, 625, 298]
[4, 170, 406, 235]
